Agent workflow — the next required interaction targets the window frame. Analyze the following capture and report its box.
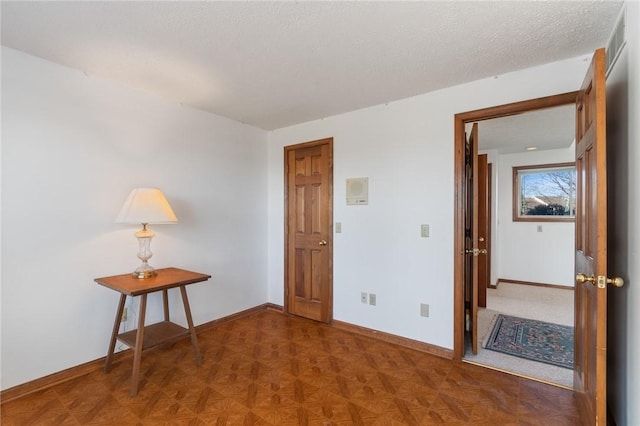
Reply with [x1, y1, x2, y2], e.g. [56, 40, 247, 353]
[512, 162, 576, 222]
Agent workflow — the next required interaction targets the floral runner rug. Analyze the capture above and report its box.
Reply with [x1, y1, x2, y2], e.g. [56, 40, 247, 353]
[484, 314, 574, 369]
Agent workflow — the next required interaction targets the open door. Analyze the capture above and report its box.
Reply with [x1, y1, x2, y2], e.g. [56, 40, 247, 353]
[452, 59, 623, 424]
[574, 48, 623, 426]
[477, 153, 490, 307]
[464, 123, 481, 354]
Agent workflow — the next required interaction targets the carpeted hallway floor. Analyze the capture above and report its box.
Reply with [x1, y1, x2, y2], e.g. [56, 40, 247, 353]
[464, 282, 574, 387]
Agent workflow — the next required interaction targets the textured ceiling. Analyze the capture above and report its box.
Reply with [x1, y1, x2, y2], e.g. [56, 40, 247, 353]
[0, 1, 623, 130]
[477, 105, 576, 154]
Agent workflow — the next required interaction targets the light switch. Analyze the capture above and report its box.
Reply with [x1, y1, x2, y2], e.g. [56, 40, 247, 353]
[420, 303, 429, 317]
[421, 224, 430, 238]
[335, 222, 342, 233]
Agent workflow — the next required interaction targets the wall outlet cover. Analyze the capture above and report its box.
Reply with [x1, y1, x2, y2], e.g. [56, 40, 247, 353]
[369, 293, 377, 306]
[420, 303, 429, 317]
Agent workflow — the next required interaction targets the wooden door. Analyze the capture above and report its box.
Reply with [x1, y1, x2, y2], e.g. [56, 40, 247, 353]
[284, 138, 333, 323]
[574, 48, 609, 426]
[477, 154, 490, 307]
[464, 123, 480, 354]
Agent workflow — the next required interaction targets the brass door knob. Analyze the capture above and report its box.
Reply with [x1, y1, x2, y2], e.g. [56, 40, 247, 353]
[607, 277, 624, 287]
[577, 273, 624, 288]
[576, 273, 595, 284]
[319, 240, 327, 246]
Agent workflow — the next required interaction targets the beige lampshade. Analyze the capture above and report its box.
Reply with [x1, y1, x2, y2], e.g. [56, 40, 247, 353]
[116, 188, 178, 224]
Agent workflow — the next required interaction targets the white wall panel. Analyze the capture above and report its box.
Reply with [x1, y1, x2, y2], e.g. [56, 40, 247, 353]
[267, 55, 591, 349]
[1, 47, 269, 390]
[496, 148, 575, 287]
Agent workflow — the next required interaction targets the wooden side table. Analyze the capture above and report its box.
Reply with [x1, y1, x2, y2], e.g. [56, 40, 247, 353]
[95, 267, 211, 396]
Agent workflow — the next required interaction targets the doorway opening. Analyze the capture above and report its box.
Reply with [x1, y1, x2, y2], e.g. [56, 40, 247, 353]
[453, 92, 579, 386]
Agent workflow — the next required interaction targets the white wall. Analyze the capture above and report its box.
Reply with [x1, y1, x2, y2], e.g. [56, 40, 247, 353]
[267, 55, 591, 350]
[607, 2, 640, 425]
[1, 47, 269, 390]
[495, 148, 575, 287]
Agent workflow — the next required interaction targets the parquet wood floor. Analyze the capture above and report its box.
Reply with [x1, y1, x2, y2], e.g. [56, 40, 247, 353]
[1, 310, 580, 425]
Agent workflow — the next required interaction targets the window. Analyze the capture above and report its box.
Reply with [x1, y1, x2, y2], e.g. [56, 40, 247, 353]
[513, 162, 576, 222]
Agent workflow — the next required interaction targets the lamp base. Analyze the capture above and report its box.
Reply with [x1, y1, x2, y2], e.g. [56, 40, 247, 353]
[132, 261, 157, 279]
[133, 225, 157, 279]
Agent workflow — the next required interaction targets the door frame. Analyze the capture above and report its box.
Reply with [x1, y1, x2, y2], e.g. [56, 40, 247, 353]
[477, 153, 490, 307]
[453, 92, 579, 359]
[283, 137, 334, 323]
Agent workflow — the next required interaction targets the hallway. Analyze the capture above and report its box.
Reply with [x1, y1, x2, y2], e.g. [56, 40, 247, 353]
[464, 282, 574, 387]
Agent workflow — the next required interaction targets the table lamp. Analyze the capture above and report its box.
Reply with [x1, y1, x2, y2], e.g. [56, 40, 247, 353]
[116, 188, 178, 278]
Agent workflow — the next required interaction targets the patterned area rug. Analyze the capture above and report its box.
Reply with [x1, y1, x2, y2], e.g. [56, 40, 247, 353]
[484, 314, 574, 369]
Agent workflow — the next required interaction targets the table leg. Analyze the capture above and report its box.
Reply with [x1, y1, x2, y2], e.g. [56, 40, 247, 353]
[130, 294, 147, 397]
[162, 289, 169, 322]
[179, 285, 202, 366]
[105, 294, 127, 373]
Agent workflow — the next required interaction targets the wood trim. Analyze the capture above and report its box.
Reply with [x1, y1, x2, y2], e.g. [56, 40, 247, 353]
[486, 162, 493, 297]
[453, 114, 467, 361]
[453, 91, 579, 360]
[456, 91, 580, 123]
[462, 358, 573, 390]
[195, 304, 279, 333]
[332, 320, 454, 360]
[264, 303, 284, 312]
[497, 278, 574, 291]
[0, 349, 133, 404]
[478, 153, 489, 308]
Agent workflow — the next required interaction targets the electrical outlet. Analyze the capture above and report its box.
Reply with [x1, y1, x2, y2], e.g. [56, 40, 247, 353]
[369, 293, 377, 306]
[361, 292, 368, 303]
[420, 303, 429, 317]
[122, 307, 128, 322]
[421, 224, 430, 238]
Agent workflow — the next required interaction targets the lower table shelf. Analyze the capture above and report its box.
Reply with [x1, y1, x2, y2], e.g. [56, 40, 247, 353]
[117, 321, 190, 351]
